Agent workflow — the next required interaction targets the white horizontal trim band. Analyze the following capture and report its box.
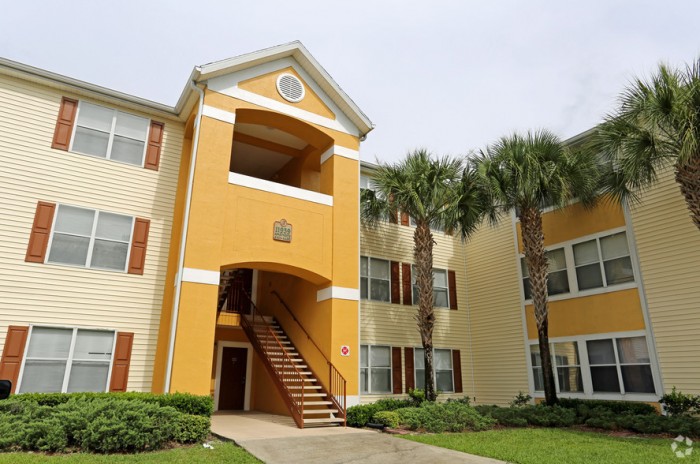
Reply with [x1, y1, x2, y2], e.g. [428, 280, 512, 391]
[229, 172, 333, 206]
[320, 145, 360, 164]
[182, 268, 220, 285]
[202, 105, 236, 125]
[317, 286, 360, 302]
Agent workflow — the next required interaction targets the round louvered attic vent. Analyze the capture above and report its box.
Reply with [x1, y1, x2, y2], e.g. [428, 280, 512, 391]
[276, 73, 305, 102]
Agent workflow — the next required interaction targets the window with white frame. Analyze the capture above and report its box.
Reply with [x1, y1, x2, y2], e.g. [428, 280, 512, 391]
[47, 205, 134, 272]
[529, 335, 655, 396]
[360, 345, 392, 393]
[521, 248, 569, 300]
[19, 326, 115, 393]
[573, 232, 634, 291]
[71, 101, 150, 166]
[414, 348, 454, 392]
[360, 257, 391, 302]
[412, 266, 449, 308]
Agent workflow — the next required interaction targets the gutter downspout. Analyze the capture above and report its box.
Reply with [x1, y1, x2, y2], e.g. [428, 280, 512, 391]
[164, 79, 205, 393]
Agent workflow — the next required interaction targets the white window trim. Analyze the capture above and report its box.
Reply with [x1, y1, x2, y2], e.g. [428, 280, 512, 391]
[360, 344, 393, 394]
[526, 330, 661, 402]
[44, 203, 135, 273]
[519, 226, 637, 304]
[69, 100, 151, 168]
[413, 347, 455, 393]
[360, 256, 392, 303]
[16, 324, 117, 394]
[411, 266, 450, 308]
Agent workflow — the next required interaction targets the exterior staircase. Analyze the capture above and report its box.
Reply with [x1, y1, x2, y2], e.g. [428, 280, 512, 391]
[217, 275, 347, 429]
[244, 315, 345, 428]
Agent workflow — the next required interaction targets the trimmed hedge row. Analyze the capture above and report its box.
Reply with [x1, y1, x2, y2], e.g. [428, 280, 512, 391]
[10, 392, 213, 417]
[0, 395, 211, 453]
[556, 398, 656, 416]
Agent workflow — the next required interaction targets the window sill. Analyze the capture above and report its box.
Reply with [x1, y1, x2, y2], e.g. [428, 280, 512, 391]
[531, 392, 660, 402]
[523, 281, 637, 305]
[44, 260, 128, 274]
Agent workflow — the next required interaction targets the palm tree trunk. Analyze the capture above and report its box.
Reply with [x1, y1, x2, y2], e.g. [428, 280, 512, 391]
[414, 221, 437, 401]
[520, 207, 558, 405]
[675, 156, 700, 231]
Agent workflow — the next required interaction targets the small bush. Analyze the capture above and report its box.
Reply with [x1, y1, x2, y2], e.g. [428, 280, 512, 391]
[478, 405, 575, 428]
[373, 411, 400, 428]
[373, 398, 413, 411]
[0, 395, 210, 453]
[660, 387, 700, 416]
[347, 404, 382, 428]
[510, 392, 532, 408]
[396, 402, 495, 433]
[408, 388, 427, 406]
[446, 396, 472, 406]
[557, 398, 656, 417]
[489, 407, 529, 427]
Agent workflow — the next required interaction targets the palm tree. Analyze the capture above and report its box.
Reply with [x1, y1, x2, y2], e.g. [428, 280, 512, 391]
[475, 130, 600, 405]
[360, 149, 484, 401]
[594, 60, 700, 230]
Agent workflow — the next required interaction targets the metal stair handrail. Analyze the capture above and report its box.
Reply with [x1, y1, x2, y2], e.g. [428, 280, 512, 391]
[270, 290, 347, 425]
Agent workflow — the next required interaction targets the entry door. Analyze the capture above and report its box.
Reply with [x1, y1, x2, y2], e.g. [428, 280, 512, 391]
[219, 347, 248, 410]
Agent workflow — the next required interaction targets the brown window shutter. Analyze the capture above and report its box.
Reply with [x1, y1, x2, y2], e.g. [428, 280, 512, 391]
[109, 332, 134, 392]
[400, 212, 410, 226]
[144, 121, 164, 170]
[25, 202, 57, 263]
[0, 326, 30, 393]
[392, 347, 402, 394]
[51, 97, 78, 151]
[401, 263, 412, 305]
[448, 270, 458, 310]
[128, 218, 150, 275]
[390, 261, 401, 304]
[404, 347, 415, 391]
[452, 350, 463, 393]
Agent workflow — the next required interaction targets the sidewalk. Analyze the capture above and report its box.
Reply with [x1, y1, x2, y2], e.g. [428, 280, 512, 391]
[212, 412, 505, 464]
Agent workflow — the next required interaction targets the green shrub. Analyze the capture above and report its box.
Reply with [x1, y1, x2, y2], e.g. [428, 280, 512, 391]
[10, 392, 213, 417]
[172, 414, 211, 443]
[0, 396, 210, 453]
[372, 398, 413, 411]
[446, 396, 472, 405]
[408, 388, 427, 406]
[373, 411, 400, 428]
[347, 404, 382, 427]
[489, 407, 529, 427]
[510, 391, 532, 407]
[557, 398, 656, 417]
[478, 405, 575, 428]
[396, 402, 495, 433]
[660, 387, 700, 416]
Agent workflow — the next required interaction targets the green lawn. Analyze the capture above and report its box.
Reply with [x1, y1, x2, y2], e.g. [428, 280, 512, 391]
[403, 428, 700, 464]
[0, 441, 260, 463]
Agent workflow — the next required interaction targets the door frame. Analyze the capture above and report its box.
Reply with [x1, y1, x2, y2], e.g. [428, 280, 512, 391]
[214, 341, 253, 412]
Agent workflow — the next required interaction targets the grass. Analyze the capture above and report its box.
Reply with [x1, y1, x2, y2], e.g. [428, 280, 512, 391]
[0, 441, 260, 463]
[402, 428, 700, 464]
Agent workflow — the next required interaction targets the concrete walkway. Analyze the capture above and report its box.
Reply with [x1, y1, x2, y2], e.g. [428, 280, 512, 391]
[212, 412, 505, 464]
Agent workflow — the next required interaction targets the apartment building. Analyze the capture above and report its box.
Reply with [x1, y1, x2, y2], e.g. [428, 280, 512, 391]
[0, 42, 698, 427]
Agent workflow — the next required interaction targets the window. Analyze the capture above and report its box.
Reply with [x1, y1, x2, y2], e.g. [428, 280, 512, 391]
[360, 257, 391, 302]
[573, 232, 634, 291]
[529, 335, 655, 396]
[71, 101, 150, 166]
[521, 248, 569, 299]
[587, 336, 654, 394]
[412, 267, 449, 308]
[19, 326, 115, 393]
[414, 348, 454, 392]
[360, 345, 392, 393]
[47, 205, 134, 272]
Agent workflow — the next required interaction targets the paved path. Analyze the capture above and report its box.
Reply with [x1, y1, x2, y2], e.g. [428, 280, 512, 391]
[212, 412, 505, 464]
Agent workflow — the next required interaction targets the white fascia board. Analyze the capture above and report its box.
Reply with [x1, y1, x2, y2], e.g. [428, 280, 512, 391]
[229, 172, 333, 206]
[321, 145, 360, 164]
[202, 105, 236, 124]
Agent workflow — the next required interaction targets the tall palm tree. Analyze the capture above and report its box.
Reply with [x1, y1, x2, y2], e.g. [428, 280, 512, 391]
[361, 149, 484, 401]
[594, 60, 700, 230]
[475, 130, 600, 406]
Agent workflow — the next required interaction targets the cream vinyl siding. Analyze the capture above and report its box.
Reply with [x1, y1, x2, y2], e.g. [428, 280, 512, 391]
[359, 221, 473, 403]
[629, 168, 700, 394]
[0, 73, 183, 392]
[465, 218, 529, 405]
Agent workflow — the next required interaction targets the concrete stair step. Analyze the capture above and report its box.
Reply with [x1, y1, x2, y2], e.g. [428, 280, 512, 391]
[303, 401, 333, 406]
[304, 409, 338, 415]
[303, 417, 344, 424]
[302, 393, 327, 397]
[287, 385, 321, 390]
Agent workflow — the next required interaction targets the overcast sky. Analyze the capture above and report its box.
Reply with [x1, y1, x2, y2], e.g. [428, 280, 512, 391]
[2, 1, 699, 163]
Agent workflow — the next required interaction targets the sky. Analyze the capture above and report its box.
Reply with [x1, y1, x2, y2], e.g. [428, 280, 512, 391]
[2, 1, 699, 163]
